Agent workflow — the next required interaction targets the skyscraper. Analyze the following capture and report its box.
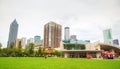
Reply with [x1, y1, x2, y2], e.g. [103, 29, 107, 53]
[34, 35, 41, 42]
[64, 27, 70, 41]
[7, 19, 19, 48]
[44, 21, 61, 48]
[103, 29, 113, 45]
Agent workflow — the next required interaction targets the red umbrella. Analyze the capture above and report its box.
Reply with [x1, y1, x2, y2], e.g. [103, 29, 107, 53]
[102, 52, 105, 55]
[87, 55, 92, 59]
[109, 52, 115, 57]
[107, 52, 111, 57]
[102, 51, 108, 55]
[104, 52, 106, 55]
[109, 52, 113, 55]
[107, 52, 111, 55]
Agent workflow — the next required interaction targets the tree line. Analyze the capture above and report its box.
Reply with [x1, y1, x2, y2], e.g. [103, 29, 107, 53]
[0, 43, 64, 57]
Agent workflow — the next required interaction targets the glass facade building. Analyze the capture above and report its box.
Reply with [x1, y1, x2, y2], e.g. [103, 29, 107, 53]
[103, 29, 113, 45]
[7, 19, 19, 48]
[63, 40, 89, 50]
[34, 36, 41, 42]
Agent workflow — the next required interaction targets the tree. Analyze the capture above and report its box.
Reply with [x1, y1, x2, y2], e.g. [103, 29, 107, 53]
[38, 47, 42, 56]
[28, 43, 34, 56]
[1, 48, 8, 57]
[43, 48, 47, 57]
[0, 43, 2, 49]
[17, 45, 23, 57]
[10, 42, 15, 48]
[7, 43, 17, 57]
[7, 44, 14, 57]
[53, 49, 63, 57]
[34, 51, 38, 57]
[24, 48, 29, 57]
[0, 43, 2, 56]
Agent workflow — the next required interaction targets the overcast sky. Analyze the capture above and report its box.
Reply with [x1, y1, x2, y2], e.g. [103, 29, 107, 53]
[0, 0, 120, 47]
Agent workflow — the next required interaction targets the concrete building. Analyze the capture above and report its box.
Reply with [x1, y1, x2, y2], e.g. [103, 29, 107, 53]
[7, 19, 19, 48]
[60, 40, 120, 58]
[44, 21, 62, 48]
[113, 39, 119, 46]
[34, 36, 41, 42]
[34, 40, 43, 51]
[21, 37, 26, 49]
[15, 39, 22, 48]
[85, 40, 90, 43]
[70, 35, 77, 40]
[103, 29, 113, 45]
[15, 38, 26, 48]
[64, 27, 70, 41]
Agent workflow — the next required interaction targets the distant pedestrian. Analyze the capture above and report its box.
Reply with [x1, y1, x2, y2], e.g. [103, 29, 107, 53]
[44, 55, 47, 59]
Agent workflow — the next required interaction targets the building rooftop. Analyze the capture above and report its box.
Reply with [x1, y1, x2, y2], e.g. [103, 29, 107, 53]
[62, 39, 90, 44]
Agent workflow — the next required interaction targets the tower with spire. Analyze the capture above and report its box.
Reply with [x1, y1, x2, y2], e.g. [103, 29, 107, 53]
[7, 19, 19, 48]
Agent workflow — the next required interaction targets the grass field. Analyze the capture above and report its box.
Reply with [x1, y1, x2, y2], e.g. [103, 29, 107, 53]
[0, 57, 120, 69]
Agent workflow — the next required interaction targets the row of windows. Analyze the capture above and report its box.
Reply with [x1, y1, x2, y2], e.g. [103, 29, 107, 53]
[64, 44, 85, 50]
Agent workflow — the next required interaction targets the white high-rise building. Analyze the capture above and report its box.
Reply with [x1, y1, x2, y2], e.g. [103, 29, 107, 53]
[21, 37, 26, 49]
[64, 27, 70, 41]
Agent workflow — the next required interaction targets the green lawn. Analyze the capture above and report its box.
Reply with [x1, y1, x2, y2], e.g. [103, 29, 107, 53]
[0, 57, 120, 69]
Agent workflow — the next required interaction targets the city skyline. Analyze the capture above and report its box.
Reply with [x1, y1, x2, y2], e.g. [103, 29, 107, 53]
[0, 0, 120, 47]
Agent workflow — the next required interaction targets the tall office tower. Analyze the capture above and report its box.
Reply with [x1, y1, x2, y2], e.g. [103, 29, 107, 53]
[34, 35, 41, 42]
[70, 35, 77, 40]
[103, 29, 113, 45]
[7, 19, 19, 48]
[44, 21, 62, 48]
[113, 39, 119, 46]
[64, 27, 70, 41]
